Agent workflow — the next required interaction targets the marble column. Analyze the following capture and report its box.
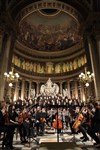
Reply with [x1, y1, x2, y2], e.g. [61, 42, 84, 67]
[14, 82, 19, 101]
[7, 87, 12, 98]
[0, 33, 3, 54]
[59, 81, 63, 95]
[81, 83, 86, 102]
[74, 81, 78, 99]
[83, 13, 100, 102]
[95, 35, 100, 101]
[21, 80, 25, 100]
[67, 81, 71, 99]
[28, 81, 32, 99]
[0, 34, 13, 101]
[88, 36, 100, 102]
[36, 82, 40, 96]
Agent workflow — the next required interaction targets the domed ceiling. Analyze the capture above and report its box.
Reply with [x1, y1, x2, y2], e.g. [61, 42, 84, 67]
[0, 0, 93, 80]
[18, 10, 82, 52]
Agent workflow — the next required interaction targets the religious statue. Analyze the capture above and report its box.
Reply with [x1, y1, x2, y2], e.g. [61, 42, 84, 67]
[46, 62, 53, 73]
[45, 78, 53, 88]
[40, 85, 45, 95]
[63, 88, 69, 98]
[30, 89, 35, 98]
[40, 78, 59, 96]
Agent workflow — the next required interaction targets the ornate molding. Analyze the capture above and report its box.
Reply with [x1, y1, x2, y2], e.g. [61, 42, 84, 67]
[15, 40, 84, 59]
[14, 65, 85, 81]
[14, 47, 85, 62]
[16, 0, 83, 24]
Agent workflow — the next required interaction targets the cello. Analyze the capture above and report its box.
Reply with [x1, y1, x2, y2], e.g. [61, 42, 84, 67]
[72, 107, 85, 130]
[72, 113, 84, 129]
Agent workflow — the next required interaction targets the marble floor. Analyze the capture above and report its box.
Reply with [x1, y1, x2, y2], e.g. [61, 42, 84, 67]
[0, 128, 100, 150]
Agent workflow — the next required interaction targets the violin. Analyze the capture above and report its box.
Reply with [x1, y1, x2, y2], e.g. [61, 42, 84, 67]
[18, 113, 23, 124]
[40, 117, 46, 123]
[53, 114, 62, 129]
[18, 111, 30, 124]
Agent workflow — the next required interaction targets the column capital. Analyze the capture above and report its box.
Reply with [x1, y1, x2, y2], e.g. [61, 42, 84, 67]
[36, 81, 40, 84]
[59, 81, 63, 84]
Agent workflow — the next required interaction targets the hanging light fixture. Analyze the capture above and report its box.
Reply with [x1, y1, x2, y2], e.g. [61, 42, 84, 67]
[79, 67, 94, 87]
[4, 67, 20, 87]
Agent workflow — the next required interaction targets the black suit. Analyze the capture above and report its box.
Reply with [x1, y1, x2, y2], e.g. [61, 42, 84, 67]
[87, 107, 100, 144]
[0, 110, 15, 148]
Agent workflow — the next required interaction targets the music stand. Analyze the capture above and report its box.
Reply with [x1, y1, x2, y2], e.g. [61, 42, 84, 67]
[27, 103, 40, 147]
[28, 126, 40, 147]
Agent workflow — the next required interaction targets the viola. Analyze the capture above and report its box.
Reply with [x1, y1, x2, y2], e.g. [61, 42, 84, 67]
[53, 115, 62, 129]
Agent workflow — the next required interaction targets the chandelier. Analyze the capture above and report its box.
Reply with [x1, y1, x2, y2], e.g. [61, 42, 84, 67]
[4, 67, 20, 87]
[79, 67, 94, 87]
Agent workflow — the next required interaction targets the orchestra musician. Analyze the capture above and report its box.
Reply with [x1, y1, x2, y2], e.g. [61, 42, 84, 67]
[62, 108, 70, 129]
[53, 115, 62, 134]
[18, 106, 30, 143]
[69, 106, 80, 134]
[72, 103, 100, 147]
[35, 106, 46, 135]
[8, 104, 19, 126]
[72, 106, 89, 142]
[0, 101, 16, 149]
[46, 108, 56, 128]
[86, 102, 100, 148]
[77, 104, 94, 141]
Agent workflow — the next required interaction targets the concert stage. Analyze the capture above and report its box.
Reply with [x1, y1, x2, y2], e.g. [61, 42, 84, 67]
[0, 129, 98, 150]
[38, 142, 82, 150]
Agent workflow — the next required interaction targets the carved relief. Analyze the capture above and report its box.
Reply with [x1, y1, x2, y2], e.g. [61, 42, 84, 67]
[12, 54, 87, 74]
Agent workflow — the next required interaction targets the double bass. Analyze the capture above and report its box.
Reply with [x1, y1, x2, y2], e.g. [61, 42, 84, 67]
[53, 114, 62, 129]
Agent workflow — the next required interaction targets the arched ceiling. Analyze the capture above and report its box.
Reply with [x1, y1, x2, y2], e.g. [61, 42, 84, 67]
[0, 0, 100, 81]
[3, 0, 92, 19]
[0, 1, 96, 47]
[14, 0, 85, 53]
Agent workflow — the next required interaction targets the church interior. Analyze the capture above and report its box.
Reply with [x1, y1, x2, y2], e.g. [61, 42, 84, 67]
[0, 0, 100, 150]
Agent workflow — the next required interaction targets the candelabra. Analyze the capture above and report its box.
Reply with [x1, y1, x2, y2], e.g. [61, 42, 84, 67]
[4, 67, 20, 87]
[79, 68, 94, 87]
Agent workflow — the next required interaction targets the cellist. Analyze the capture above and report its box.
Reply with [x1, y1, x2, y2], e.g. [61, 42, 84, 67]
[72, 106, 89, 142]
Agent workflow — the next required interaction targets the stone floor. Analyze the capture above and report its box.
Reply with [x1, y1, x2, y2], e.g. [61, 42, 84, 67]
[0, 128, 100, 150]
